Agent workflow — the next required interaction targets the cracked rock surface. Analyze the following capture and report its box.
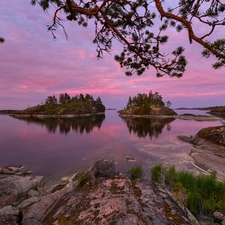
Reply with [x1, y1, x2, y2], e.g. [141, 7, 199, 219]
[0, 160, 197, 225]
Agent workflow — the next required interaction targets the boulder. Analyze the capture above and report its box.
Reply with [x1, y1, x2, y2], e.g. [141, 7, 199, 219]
[93, 159, 116, 177]
[0, 205, 22, 225]
[0, 174, 44, 207]
[16, 196, 41, 209]
[212, 211, 225, 222]
[196, 126, 225, 146]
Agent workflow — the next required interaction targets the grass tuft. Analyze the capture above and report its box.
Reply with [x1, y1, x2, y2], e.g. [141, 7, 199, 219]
[151, 164, 163, 182]
[128, 166, 143, 179]
[151, 164, 225, 216]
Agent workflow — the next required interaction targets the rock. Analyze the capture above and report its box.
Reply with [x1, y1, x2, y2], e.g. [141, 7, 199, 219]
[16, 196, 41, 209]
[180, 125, 225, 180]
[21, 160, 196, 224]
[212, 211, 225, 221]
[7, 166, 23, 173]
[1, 160, 199, 225]
[93, 159, 116, 178]
[177, 135, 193, 143]
[28, 189, 40, 197]
[124, 155, 136, 162]
[22, 186, 71, 225]
[35, 174, 195, 225]
[47, 181, 68, 194]
[196, 126, 225, 146]
[119, 106, 177, 116]
[0, 175, 44, 207]
[0, 168, 9, 174]
[0, 205, 22, 225]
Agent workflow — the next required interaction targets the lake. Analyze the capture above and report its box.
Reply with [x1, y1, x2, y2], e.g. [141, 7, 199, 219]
[0, 110, 222, 183]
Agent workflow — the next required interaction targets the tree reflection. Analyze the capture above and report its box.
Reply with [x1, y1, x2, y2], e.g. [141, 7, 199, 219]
[121, 117, 175, 139]
[12, 115, 105, 134]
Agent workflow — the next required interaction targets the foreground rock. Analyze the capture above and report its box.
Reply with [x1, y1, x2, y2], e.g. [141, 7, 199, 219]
[0, 160, 198, 225]
[0, 165, 44, 225]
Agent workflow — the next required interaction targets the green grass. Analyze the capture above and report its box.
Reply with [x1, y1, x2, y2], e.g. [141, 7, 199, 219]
[151, 164, 225, 216]
[128, 166, 143, 179]
[151, 164, 163, 182]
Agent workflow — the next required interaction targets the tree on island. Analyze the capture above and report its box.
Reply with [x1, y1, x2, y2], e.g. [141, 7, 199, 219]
[44, 93, 104, 108]
[123, 91, 175, 115]
[18, 93, 105, 114]
[166, 100, 172, 108]
[45, 95, 57, 105]
[30, 0, 225, 77]
[59, 93, 71, 104]
[126, 91, 165, 109]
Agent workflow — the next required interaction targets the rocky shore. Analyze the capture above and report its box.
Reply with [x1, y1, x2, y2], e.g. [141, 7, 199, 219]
[119, 113, 221, 121]
[178, 125, 225, 180]
[10, 112, 105, 119]
[0, 160, 200, 225]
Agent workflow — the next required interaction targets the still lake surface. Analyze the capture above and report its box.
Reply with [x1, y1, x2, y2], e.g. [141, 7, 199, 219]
[0, 110, 222, 182]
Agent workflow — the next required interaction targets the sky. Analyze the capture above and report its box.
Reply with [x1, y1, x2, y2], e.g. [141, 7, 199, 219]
[0, 0, 224, 110]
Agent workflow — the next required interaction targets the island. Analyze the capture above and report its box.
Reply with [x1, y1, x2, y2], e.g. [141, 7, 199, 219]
[118, 91, 177, 116]
[118, 91, 220, 121]
[10, 93, 105, 118]
[205, 106, 225, 119]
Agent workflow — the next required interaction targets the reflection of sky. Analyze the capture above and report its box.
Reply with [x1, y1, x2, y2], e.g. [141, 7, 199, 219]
[0, 111, 222, 182]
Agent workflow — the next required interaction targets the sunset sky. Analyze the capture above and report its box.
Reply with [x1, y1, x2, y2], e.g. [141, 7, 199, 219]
[0, 0, 224, 110]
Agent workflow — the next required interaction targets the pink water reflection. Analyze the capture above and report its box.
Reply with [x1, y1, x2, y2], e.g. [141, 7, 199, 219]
[0, 111, 221, 183]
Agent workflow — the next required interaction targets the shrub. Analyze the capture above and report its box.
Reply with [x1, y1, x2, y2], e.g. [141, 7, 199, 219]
[151, 164, 225, 217]
[129, 166, 143, 179]
[165, 165, 177, 187]
[151, 164, 163, 182]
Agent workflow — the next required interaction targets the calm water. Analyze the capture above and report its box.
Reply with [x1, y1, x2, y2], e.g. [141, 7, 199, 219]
[0, 110, 221, 182]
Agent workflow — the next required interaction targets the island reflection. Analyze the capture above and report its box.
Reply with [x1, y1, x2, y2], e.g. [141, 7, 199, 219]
[121, 117, 175, 138]
[12, 115, 105, 134]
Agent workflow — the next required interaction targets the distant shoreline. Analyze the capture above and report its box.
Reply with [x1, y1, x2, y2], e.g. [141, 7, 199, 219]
[118, 113, 221, 121]
[0, 110, 19, 114]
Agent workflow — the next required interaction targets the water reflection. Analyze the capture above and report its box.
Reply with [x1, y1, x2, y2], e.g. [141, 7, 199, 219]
[11, 115, 105, 134]
[121, 117, 175, 138]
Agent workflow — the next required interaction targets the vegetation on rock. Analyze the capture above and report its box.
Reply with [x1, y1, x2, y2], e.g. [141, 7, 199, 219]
[196, 126, 225, 147]
[128, 166, 143, 179]
[14, 93, 105, 115]
[120, 91, 177, 116]
[151, 164, 225, 220]
[206, 106, 225, 119]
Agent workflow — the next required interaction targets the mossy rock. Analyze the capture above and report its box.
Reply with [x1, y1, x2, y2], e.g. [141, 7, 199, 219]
[197, 126, 225, 146]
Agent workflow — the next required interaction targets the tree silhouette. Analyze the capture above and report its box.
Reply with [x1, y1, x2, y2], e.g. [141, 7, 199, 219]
[0, 37, 4, 43]
[31, 0, 225, 77]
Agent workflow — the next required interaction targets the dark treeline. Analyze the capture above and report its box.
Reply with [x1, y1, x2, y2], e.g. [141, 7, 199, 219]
[45, 93, 103, 106]
[126, 91, 171, 109]
[15, 93, 105, 115]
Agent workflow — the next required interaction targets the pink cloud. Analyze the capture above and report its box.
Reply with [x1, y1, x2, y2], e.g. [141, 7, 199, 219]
[0, 0, 224, 110]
